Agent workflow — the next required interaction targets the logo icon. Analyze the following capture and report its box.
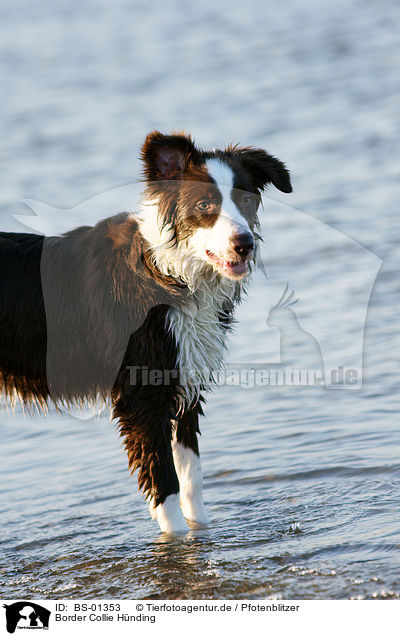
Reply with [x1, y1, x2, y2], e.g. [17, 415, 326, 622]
[266, 283, 325, 377]
[3, 602, 51, 634]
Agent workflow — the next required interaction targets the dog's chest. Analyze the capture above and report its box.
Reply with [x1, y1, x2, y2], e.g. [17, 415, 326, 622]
[166, 290, 231, 402]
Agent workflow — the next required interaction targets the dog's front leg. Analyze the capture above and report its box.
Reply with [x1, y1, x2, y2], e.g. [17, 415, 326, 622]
[114, 387, 189, 534]
[172, 406, 210, 526]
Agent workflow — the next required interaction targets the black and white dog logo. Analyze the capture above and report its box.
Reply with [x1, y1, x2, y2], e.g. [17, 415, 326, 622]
[3, 602, 50, 634]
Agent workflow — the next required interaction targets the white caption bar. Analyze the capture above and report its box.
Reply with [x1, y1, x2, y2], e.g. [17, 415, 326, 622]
[1, 599, 396, 635]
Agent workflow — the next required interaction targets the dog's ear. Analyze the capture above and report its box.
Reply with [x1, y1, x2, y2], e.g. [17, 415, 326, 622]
[234, 146, 292, 193]
[141, 131, 199, 181]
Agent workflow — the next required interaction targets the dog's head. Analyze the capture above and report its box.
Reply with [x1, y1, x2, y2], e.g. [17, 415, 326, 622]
[139, 131, 292, 282]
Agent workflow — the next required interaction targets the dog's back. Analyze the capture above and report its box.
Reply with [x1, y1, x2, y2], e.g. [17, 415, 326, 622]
[0, 232, 48, 403]
[0, 218, 187, 407]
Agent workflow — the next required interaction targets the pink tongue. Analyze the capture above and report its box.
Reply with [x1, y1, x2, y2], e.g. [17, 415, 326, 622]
[224, 260, 247, 274]
[206, 251, 248, 274]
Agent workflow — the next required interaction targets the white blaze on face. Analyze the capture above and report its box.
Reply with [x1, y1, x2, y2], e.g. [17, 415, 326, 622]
[188, 158, 253, 269]
[206, 158, 251, 234]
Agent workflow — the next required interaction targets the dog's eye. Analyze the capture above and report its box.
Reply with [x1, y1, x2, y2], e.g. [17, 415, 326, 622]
[196, 200, 211, 211]
[242, 195, 252, 206]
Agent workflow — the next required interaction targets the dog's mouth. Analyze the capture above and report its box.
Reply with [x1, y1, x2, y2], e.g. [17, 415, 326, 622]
[205, 250, 250, 278]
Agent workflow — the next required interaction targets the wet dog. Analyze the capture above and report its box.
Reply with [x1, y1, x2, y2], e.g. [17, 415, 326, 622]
[0, 131, 291, 531]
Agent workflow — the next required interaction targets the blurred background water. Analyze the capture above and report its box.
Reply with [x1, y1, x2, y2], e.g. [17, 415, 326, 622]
[1, 0, 399, 600]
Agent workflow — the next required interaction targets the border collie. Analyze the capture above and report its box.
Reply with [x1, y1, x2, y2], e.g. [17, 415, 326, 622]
[0, 131, 291, 532]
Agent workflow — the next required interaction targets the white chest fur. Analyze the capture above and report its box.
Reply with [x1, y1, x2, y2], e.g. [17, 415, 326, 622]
[167, 284, 234, 405]
[135, 202, 240, 403]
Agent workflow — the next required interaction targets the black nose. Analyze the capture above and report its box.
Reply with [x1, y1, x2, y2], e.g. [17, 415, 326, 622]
[232, 232, 254, 259]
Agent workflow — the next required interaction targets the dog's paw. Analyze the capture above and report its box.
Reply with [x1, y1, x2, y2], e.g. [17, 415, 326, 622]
[180, 495, 211, 526]
[150, 494, 189, 533]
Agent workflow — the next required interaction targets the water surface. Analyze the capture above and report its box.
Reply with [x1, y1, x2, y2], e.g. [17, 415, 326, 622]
[1, 0, 399, 600]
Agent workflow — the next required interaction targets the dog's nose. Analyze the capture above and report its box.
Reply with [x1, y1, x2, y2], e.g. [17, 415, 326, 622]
[231, 232, 254, 259]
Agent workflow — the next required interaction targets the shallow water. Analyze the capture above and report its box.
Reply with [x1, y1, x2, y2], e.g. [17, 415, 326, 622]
[1, 0, 400, 600]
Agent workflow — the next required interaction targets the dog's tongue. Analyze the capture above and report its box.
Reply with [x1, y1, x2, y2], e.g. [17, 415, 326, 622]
[223, 260, 248, 275]
[206, 250, 249, 275]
